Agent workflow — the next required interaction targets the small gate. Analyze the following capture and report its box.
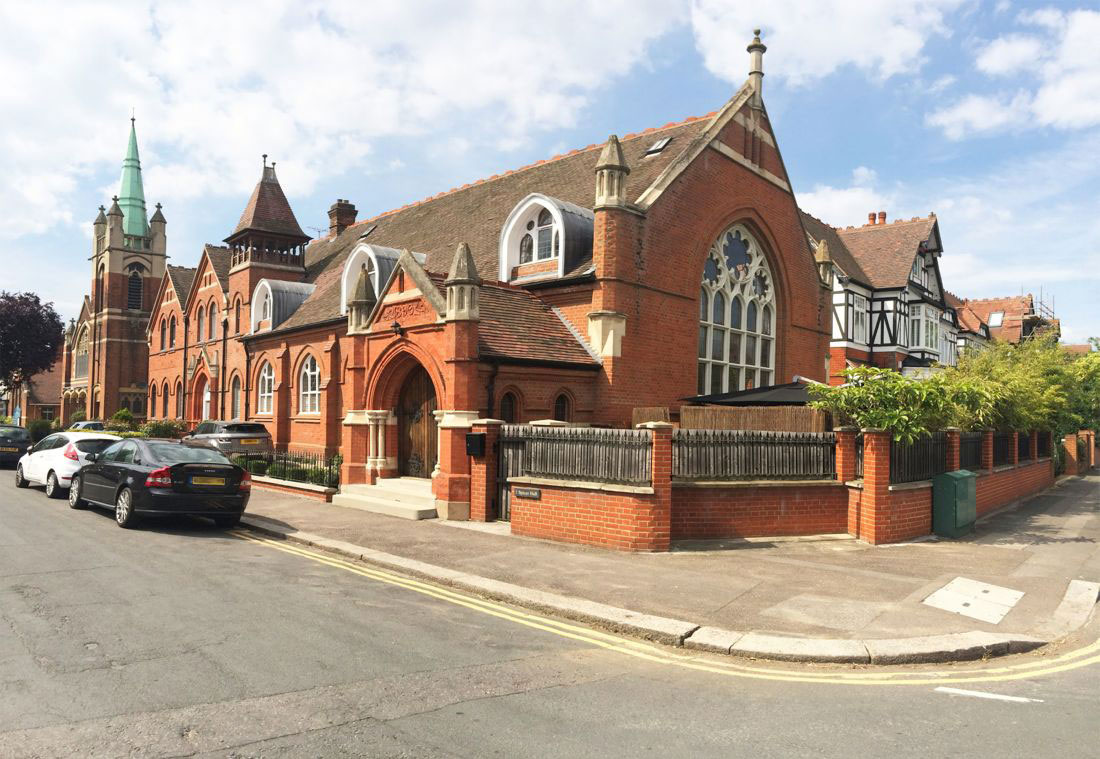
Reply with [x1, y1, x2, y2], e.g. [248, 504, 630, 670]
[497, 425, 527, 521]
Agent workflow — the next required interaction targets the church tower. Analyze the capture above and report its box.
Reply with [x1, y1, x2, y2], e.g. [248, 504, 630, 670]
[69, 118, 167, 421]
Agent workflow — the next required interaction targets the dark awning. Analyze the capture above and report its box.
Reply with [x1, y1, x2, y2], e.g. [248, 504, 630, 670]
[681, 381, 812, 407]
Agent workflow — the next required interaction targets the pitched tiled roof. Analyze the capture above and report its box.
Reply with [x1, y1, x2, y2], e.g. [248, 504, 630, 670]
[944, 291, 987, 334]
[276, 115, 713, 332]
[27, 359, 62, 405]
[230, 165, 309, 241]
[205, 245, 232, 290]
[799, 211, 869, 284]
[1064, 344, 1094, 355]
[965, 295, 1034, 343]
[477, 283, 598, 367]
[835, 217, 938, 289]
[166, 265, 197, 302]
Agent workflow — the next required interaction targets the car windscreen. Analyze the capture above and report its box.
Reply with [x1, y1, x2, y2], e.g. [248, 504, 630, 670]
[147, 443, 232, 465]
[74, 439, 115, 454]
[0, 427, 29, 442]
[224, 424, 269, 435]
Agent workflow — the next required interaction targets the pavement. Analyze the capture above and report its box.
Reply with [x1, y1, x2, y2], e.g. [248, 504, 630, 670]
[4, 470, 1100, 757]
[243, 473, 1100, 664]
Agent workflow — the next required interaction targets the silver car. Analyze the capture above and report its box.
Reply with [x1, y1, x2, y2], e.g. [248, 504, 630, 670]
[182, 421, 274, 456]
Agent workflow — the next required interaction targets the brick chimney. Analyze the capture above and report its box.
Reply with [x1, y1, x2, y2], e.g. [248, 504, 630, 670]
[878, 210, 887, 225]
[328, 199, 357, 237]
[867, 212, 876, 226]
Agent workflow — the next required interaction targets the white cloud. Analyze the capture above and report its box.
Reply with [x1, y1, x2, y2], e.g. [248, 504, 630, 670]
[0, 0, 679, 241]
[689, 0, 964, 86]
[928, 9, 1100, 138]
[797, 166, 900, 228]
[925, 91, 1032, 139]
[975, 34, 1043, 75]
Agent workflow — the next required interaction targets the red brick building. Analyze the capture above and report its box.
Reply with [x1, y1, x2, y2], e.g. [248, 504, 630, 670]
[60, 120, 167, 423]
[148, 33, 836, 518]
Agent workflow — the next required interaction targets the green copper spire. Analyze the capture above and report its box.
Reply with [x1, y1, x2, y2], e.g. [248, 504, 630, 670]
[117, 117, 149, 238]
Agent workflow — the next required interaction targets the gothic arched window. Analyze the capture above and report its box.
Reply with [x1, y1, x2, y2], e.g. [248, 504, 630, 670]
[161, 382, 169, 418]
[698, 225, 776, 394]
[127, 270, 143, 310]
[231, 375, 242, 419]
[298, 356, 320, 414]
[553, 393, 572, 423]
[175, 381, 183, 418]
[257, 362, 275, 415]
[207, 303, 217, 341]
[169, 316, 177, 348]
[196, 308, 205, 343]
[159, 319, 166, 351]
[499, 392, 518, 424]
[149, 385, 157, 418]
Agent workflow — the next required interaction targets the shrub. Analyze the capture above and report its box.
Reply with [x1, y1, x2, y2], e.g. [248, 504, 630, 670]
[246, 459, 269, 476]
[266, 461, 289, 479]
[68, 409, 86, 425]
[27, 419, 53, 442]
[307, 467, 339, 487]
[139, 419, 189, 439]
[287, 466, 310, 482]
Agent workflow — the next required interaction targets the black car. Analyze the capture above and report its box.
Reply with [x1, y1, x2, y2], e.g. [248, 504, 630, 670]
[69, 438, 251, 529]
[0, 425, 32, 467]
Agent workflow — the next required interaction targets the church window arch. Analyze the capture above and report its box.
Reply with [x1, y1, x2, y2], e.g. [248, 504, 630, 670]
[175, 381, 183, 418]
[298, 355, 320, 414]
[169, 316, 177, 348]
[196, 308, 205, 342]
[159, 319, 166, 351]
[698, 224, 776, 394]
[552, 392, 572, 423]
[257, 362, 275, 415]
[207, 303, 217, 341]
[149, 385, 157, 418]
[126, 269, 143, 310]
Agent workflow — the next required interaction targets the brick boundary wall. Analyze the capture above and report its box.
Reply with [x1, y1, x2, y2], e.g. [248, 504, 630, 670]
[509, 482, 667, 551]
[671, 483, 848, 539]
[975, 459, 1053, 518]
[252, 479, 335, 503]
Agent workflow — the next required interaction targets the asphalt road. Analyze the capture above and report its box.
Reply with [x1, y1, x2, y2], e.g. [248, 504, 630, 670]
[1, 473, 1097, 758]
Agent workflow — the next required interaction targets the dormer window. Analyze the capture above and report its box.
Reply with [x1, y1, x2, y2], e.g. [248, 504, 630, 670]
[500, 194, 592, 283]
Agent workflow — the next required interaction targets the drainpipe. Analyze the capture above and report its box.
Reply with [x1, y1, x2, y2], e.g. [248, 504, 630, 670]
[219, 316, 228, 419]
[181, 315, 189, 422]
[244, 349, 252, 420]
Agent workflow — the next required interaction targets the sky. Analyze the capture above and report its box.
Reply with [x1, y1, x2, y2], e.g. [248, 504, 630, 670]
[2, 0, 1098, 342]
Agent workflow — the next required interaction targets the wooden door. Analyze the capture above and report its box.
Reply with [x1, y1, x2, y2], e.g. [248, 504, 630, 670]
[397, 367, 438, 478]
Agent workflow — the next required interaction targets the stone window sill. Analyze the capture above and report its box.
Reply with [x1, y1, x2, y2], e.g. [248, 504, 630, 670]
[507, 475, 653, 495]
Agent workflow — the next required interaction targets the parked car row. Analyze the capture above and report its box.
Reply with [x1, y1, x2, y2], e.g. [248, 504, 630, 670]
[8, 427, 254, 529]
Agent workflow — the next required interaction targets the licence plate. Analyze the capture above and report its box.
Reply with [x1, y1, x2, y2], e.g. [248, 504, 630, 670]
[0, 447, 17, 453]
[191, 476, 226, 486]
[241, 439, 260, 445]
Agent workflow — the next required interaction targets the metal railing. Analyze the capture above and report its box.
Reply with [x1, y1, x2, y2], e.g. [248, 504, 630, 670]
[890, 432, 947, 484]
[501, 425, 652, 486]
[672, 429, 836, 481]
[230, 449, 341, 488]
[960, 432, 983, 471]
[1018, 432, 1033, 462]
[1037, 430, 1051, 458]
[993, 432, 1015, 467]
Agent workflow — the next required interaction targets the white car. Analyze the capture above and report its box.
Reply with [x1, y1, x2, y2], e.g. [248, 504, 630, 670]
[15, 431, 121, 498]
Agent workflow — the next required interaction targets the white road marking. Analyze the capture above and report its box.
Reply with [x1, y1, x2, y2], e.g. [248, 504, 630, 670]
[934, 687, 1044, 703]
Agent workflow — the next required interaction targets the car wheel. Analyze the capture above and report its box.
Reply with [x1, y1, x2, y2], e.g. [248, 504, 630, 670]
[45, 472, 64, 499]
[115, 488, 138, 528]
[14, 465, 28, 488]
[213, 513, 242, 529]
[68, 475, 86, 509]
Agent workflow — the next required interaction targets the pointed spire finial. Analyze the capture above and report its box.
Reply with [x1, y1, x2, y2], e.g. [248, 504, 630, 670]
[595, 134, 629, 172]
[446, 242, 480, 285]
[747, 28, 767, 107]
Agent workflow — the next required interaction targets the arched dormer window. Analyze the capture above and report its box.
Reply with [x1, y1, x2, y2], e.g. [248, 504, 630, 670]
[298, 356, 320, 414]
[250, 279, 315, 333]
[499, 194, 592, 283]
[698, 224, 776, 394]
[339, 243, 404, 314]
[257, 362, 275, 414]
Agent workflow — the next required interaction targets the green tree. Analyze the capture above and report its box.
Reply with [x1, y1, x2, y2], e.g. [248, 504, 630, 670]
[0, 292, 64, 391]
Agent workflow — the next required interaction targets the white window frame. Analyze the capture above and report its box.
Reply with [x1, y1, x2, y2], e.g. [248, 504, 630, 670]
[853, 295, 869, 344]
[298, 356, 320, 415]
[698, 223, 776, 394]
[987, 311, 1004, 328]
[231, 376, 241, 419]
[257, 363, 275, 415]
[499, 194, 567, 281]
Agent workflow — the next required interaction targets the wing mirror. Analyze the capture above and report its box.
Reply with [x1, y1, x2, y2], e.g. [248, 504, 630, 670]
[85, 452, 99, 462]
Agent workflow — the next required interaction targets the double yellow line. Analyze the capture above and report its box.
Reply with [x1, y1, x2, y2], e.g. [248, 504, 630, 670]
[231, 530, 1100, 687]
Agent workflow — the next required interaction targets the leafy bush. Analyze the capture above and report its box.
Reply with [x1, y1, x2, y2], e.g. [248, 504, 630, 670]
[307, 467, 338, 487]
[247, 459, 269, 476]
[107, 408, 136, 432]
[266, 461, 289, 479]
[68, 409, 86, 425]
[27, 419, 53, 442]
[287, 466, 310, 482]
[139, 419, 188, 439]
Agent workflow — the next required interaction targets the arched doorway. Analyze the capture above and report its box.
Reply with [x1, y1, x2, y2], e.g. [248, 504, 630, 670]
[397, 366, 438, 478]
[194, 375, 210, 421]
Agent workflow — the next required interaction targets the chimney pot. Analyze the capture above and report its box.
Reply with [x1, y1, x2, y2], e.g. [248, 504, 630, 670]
[878, 211, 887, 225]
[868, 212, 876, 225]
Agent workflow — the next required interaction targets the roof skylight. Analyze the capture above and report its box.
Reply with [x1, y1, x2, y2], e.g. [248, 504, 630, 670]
[645, 137, 672, 156]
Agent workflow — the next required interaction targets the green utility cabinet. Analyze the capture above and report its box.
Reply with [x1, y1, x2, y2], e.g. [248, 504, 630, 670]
[932, 470, 978, 538]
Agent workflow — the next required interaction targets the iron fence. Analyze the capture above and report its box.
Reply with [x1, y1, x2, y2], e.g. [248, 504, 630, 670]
[500, 425, 652, 486]
[1037, 430, 1051, 458]
[890, 432, 947, 484]
[1018, 432, 1033, 462]
[230, 449, 341, 488]
[672, 429, 836, 481]
[960, 432, 983, 471]
[993, 432, 1015, 467]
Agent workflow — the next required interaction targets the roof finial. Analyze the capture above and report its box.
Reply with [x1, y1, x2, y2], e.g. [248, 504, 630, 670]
[262, 153, 268, 167]
[747, 28, 766, 107]
[130, 107, 135, 124]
